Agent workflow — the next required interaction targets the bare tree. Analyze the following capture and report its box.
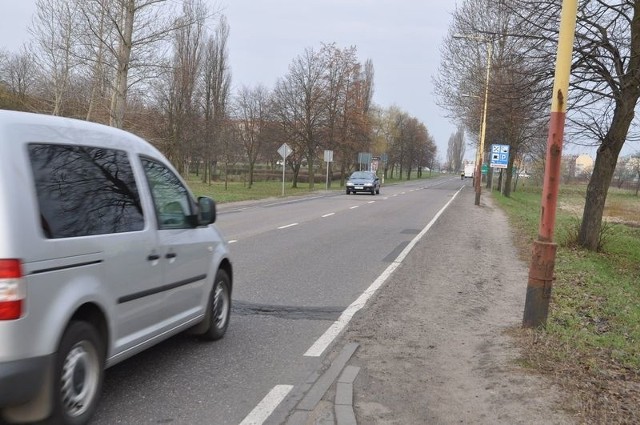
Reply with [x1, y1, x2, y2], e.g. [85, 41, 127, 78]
[77, 0, 198, 128]
[509, 0, 640, 250]
[447, 126, 466, 172]
[370, 105, 401, 179]
[75, 0, 114, 121]
[434, 0, 549, 196]
[273, 47, 327, 188]
[322, 45, 374, 186]
[233, 85, 270, 188]
[0, 49, 36, 110]
[29, 0, 82, 115]
[200, 16, 231, 184]
[165, 0, 207, 173]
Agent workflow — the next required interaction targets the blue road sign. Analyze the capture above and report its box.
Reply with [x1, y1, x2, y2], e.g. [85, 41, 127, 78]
[490, 144, 510, 169]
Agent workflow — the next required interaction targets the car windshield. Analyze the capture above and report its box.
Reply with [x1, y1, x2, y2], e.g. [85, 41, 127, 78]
[350, 172, 373, 179]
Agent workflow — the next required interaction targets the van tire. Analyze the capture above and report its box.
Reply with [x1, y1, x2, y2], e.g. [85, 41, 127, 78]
[51, 321, 104, 425]
[200, 269, 231, 341]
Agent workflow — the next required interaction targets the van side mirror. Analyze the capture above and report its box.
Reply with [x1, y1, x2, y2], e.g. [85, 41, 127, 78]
[197, 197, 216, 225]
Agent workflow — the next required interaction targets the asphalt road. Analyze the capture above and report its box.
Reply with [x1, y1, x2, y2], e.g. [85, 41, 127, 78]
[89, 175, 467, 425]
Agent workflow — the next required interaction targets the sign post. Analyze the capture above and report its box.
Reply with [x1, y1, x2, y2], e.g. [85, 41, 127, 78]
[324, 150, 333, 190]
[277, 143, 292, 196]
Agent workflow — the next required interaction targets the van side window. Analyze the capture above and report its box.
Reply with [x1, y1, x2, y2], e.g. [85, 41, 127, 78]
[28, 144, 144, 238]
[141, 157, 193, 230]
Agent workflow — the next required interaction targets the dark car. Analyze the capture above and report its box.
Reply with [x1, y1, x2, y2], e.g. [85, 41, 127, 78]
[346, 171, 380, 195]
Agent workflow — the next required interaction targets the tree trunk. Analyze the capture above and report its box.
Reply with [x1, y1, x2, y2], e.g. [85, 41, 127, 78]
[291, 163, 300, 188]
[503, 148, 516, 198]
[248, 160, 255, 189]
[579, 100, 637, 250]
[307, 156, 315, 189]
[109, 0, 135, 129]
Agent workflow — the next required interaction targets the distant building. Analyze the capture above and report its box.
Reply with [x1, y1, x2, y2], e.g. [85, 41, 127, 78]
[575, 154, 594, 176]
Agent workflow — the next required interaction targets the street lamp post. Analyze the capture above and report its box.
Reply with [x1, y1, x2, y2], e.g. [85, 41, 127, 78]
[454, 34, 493, 206]
[461, 92, 482, 189]
[476, 42, 492, 206]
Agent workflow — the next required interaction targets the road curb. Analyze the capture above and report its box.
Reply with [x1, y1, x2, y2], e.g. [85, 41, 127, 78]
[285, 343, 359, 425]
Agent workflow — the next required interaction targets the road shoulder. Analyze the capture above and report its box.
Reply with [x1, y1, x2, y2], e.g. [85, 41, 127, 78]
[339, 188, 574, 424]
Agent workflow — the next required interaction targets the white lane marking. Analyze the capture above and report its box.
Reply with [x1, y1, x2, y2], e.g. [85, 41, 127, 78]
[304, 186, 463, 357]
[238, 385, 293, 425]
[349, 206, 359, 209]
[278, 223, 299, 229]
[322, 213, 335, 218]
[367, 201, 375, 204]
[228, 240, 238, 244]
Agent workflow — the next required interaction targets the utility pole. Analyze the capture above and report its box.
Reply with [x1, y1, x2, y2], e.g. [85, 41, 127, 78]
[475, 41, 492, 206]
[453, 34, 493, 206]
[523, 0, 578, 328]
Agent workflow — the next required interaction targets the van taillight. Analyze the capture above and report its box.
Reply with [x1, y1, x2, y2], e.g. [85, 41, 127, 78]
[0, 259, 24, 320]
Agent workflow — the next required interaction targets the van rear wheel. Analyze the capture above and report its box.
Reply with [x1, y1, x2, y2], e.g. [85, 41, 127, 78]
[51, 321, 104, 425]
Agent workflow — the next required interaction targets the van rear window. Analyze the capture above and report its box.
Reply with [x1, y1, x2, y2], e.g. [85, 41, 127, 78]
[28, 143, 144, 238]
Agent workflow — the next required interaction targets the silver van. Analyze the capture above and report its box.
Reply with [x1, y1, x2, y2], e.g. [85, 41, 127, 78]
[0, 111, 232, 424]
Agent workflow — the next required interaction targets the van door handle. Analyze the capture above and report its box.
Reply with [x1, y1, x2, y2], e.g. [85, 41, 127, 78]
[147, 254, 160, 261]
[165, 252, 177, 259]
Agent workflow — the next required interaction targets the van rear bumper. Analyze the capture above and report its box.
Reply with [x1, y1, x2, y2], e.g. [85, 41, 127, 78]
[0, 355, 52, 406]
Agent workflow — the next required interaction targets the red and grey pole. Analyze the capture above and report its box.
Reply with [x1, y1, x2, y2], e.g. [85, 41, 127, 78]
[523, 0, 579, 328]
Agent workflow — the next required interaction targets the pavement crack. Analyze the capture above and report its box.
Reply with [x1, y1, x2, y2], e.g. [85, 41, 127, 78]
[232, 301, 344, 320]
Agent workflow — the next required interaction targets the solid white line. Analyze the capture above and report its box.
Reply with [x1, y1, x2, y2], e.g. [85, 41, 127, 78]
[304, 186, 464, 357]
[322, 213, 335, 218]
[277, 223, 298, 229]
[238, 385, 293, 425]
[349, 206, 359, 209]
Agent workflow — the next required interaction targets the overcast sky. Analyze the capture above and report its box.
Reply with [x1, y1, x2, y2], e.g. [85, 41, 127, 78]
[1, 1, 464, 160]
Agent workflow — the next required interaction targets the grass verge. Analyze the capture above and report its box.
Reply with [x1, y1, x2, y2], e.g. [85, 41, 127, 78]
[494, 184, 640, 424]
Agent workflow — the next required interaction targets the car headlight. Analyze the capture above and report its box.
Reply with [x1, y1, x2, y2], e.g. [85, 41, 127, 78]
[364, 183, 372, 187]
[346, 182, 354, 186]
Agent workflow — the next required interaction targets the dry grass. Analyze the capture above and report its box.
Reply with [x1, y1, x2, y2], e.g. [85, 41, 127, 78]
[497, 185, 640, 424]
[508, 327, 640, 425]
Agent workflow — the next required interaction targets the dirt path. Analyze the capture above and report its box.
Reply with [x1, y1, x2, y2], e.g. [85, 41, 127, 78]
[340, 188, 574, 424]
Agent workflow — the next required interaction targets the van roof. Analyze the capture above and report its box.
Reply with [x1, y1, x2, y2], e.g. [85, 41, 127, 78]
[0, 110, 161, 157]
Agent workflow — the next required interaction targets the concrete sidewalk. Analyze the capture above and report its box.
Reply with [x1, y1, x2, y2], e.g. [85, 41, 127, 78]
[284, 187, 573, 424]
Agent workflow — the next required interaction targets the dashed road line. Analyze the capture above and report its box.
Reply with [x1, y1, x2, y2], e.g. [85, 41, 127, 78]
[238, 385, 293, 425]
[278, 223, 299, 229]
[322, 213, 335, 218]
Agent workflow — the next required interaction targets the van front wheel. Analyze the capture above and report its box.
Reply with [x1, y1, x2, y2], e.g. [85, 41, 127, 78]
[200, 269, 231, 341]
[52, 321, 104, 425]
